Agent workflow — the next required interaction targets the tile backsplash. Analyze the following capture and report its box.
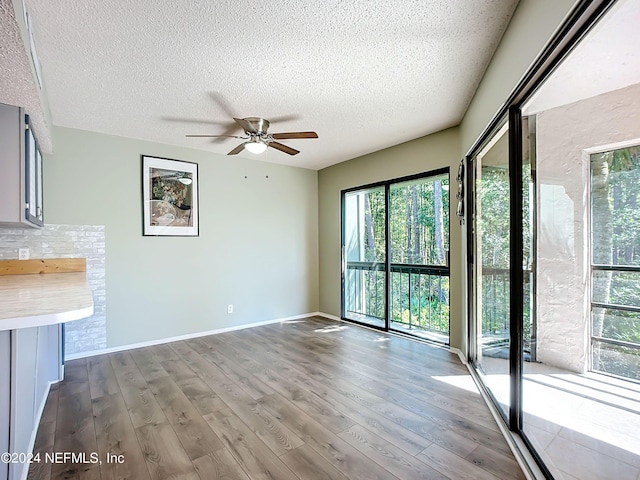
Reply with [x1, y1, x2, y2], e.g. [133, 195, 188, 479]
[0, 224, 106, 356]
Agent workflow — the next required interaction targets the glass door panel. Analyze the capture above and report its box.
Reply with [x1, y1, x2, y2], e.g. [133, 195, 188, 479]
[472, 122, 511, 419]
[343, 187, 386, 328]
[519, 3, 640, 475]
[389, 174, 450, 343]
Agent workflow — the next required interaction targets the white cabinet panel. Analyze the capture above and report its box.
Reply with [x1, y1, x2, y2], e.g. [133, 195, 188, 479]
[6, 325, 60, 480]
[0, 331, 9, 480]
[9, 328, 37, 480]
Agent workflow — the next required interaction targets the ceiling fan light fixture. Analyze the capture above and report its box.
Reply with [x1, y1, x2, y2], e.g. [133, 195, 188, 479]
[187, 117, 316, 156]
[245, 139, 268, 154]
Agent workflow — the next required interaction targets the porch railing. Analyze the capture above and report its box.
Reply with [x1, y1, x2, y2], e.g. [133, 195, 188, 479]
[479, 267, 534, 355]
[344, 261, 450, 337]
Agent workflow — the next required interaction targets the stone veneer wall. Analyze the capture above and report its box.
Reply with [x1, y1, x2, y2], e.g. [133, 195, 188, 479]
[0, 224, 106, 356]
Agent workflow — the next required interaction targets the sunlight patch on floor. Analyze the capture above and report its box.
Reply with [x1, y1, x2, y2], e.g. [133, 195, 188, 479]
[477, 372, 640, 457]
[314, 325, 348, 333]
[432, 375, 482, 395]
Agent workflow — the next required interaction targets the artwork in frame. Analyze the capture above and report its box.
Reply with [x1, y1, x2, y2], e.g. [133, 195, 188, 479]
[142, 155, 199, 236]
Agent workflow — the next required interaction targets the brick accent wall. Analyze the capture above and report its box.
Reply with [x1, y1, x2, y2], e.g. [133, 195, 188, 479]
[0, 224, 106, 355]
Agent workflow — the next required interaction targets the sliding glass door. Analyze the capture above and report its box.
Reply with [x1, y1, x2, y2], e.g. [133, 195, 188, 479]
[467, 1, 639, 478]
[342, 170, 450, 343]
[470, 122, 512, 419]
[389, 175, 450, 341]
[343, 186, 386, 328]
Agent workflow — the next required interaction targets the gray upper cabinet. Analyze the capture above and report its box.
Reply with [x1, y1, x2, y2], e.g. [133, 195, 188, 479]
[0, 103, 44, 227]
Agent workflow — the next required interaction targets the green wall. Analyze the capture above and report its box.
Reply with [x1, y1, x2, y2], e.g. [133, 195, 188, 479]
[318, 0, 577, 352]
[44, 127, 319, 348]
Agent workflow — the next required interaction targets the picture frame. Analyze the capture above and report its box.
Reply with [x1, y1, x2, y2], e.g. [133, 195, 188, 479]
[142, 155, 199, 236]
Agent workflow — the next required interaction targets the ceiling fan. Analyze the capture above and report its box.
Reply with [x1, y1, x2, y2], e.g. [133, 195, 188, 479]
[186, 117, 318, 156]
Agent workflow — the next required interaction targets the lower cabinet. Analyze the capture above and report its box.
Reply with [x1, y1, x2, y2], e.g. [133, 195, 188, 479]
[1, 325, 61, 480]
[0, 332, 10, 480]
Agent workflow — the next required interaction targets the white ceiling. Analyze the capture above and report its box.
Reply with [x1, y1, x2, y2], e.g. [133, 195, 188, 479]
[12, 0, 519, 170]
[14, 0, 517, 169]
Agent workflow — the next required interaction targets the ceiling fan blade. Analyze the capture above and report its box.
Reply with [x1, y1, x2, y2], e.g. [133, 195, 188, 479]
[161, 115, 230, 126]
[208, 91, 236, 118]
[268, 141, 300, 155]
[267, 114, 299, 124]
[228, 143, 246, 155]
[234, 117, 258, 134]
[185, 134, 246, 138]
[271, 132, 318, 140]
[212, 123, 244, 143]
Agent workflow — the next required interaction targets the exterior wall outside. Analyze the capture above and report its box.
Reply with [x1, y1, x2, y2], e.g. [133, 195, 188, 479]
[535, 82, 640, 372]
[43, 126, 319, 350]
[0, 224, 106, 355]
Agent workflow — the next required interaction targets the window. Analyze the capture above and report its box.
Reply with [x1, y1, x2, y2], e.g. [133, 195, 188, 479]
[590, 145, 640, 380]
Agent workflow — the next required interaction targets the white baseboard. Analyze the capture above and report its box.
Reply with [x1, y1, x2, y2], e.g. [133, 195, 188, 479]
[315, 312, 341, 322]
[66, 312, 321, 360]
[449, 346, 467, 365]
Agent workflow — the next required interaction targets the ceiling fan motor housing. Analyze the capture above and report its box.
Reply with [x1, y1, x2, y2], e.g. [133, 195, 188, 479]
[245, 117, 270, 134]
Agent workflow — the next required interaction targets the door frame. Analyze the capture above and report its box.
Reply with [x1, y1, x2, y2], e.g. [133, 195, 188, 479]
[464, 1, 617, 478]
[341, 167, 451, 343]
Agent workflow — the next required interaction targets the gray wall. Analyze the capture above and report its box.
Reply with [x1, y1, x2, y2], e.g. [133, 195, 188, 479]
[317, 0, 577, 352]
[44, 126, 319, 349]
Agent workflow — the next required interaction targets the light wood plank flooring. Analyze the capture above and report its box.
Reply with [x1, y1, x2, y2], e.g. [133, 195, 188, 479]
[28, 316, 524, 480]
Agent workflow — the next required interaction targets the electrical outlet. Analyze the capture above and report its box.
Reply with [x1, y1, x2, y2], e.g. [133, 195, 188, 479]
[18, 248, 29, 260]
[227, 304, 233, 314]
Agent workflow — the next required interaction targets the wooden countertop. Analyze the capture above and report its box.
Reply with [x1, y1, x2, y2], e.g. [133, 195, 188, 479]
[0, 272, 94, 331]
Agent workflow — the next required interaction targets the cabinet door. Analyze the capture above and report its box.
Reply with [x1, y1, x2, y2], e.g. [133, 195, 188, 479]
[0, 331, 9, 480]
[24, 117, 43, 227]
[9, 328, 37, 480]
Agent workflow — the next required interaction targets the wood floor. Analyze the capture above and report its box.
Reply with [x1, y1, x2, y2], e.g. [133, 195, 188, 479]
[27, 316, 525, 480]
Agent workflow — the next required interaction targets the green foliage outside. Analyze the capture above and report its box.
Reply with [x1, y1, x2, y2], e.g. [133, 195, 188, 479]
[591, 146, 640, 380]
[347, 175, 451, 337]
[476, 164, 534, 348]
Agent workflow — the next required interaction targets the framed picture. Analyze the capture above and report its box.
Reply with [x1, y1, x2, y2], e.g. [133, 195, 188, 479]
[142, 155, 199, 236]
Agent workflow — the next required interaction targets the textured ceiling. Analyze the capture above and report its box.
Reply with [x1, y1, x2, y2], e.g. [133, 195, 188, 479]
[0, 0, 51, 152]
[18, 0, 518, 170]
